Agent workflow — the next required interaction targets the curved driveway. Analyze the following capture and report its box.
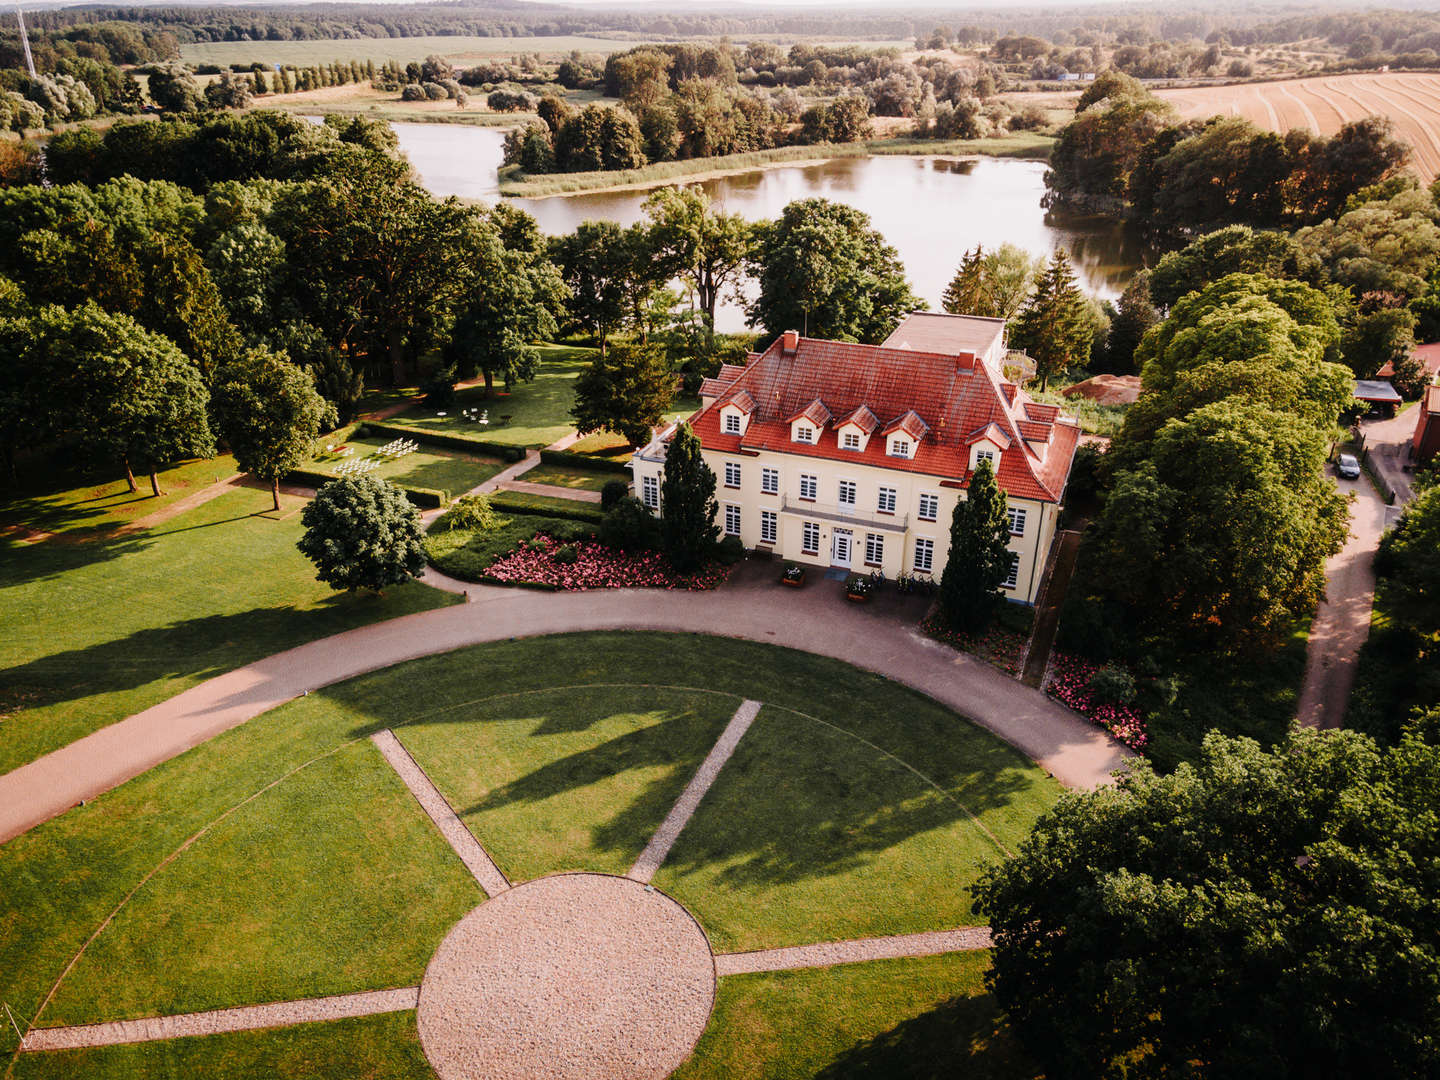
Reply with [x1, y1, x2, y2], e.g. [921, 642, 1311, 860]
[0, 581, 1130, 845]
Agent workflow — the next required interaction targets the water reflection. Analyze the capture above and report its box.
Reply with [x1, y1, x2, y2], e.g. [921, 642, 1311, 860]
[384, 122, 1143, 332]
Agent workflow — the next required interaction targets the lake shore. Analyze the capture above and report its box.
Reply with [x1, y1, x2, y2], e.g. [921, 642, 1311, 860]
[496, 132, 1055, 199]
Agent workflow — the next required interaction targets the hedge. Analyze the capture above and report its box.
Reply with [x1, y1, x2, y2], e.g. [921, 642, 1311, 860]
[285, 467, 449, 509]
[489, 490, 605, 524]
[538, 448, 632, 474]
[357, 421, 526, 462]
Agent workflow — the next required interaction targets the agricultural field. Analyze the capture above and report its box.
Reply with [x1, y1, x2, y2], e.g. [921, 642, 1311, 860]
[1158, 71, 1440, 180]
[179, 35, 650, 69]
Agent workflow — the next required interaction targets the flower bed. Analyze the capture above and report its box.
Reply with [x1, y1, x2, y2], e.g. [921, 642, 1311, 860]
[1043, 651, 1148, 751]
[921, 615, 1028, 677]
[480, 534, 731, 591]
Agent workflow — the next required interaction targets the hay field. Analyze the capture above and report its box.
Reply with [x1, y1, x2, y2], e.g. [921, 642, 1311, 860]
[180, 34, 644, 68]
[1158, 72, 1440, 180]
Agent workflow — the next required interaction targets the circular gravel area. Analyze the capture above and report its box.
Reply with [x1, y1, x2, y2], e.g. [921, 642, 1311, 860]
[417, 873, 715, 1080]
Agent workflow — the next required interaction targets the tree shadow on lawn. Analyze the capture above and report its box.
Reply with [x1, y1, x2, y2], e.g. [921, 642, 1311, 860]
[816, 991, 1039, 1080]
[422, 704, 1035, 888]
[0, 527, 154, 588]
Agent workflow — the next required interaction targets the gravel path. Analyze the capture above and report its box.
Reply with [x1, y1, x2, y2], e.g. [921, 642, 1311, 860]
[19, 987, 418, 1052]
[497, 479, 604, 503]
[0, 577, 1129, 845]
[713, 927, 993, 976]
[370, 730, 510, 898]
[417, 874, 714, 1080]
[628, 700, 761, 884]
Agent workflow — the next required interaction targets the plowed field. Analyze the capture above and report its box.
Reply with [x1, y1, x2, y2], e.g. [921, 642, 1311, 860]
[1158, 72, 1440, 180]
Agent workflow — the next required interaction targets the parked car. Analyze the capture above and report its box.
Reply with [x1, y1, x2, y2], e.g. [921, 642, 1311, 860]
[1336, 453, 1361, 480]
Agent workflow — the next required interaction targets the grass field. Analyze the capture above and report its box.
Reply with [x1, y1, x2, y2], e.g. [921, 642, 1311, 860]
[0, 484, 455, 774]
[1158, 71, 1440, 180]
[310, 434, 504, 496]
[392, 345, 597, 447]
[674, 953, 1039, 1080]
[518, 462, 615, 491]
[1, 633, 1057, 1076]
[181, 35, 649, 69]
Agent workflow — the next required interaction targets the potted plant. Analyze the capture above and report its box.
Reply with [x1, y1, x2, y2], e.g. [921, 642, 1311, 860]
[780, 563, 806, 587]
[846, 574, 873, 603]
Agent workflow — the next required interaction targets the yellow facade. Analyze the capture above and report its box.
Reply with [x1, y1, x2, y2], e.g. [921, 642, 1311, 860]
[631, 443, 1060, 604]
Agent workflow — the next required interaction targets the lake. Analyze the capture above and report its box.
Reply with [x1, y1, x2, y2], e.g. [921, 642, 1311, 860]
[386, 121, 1141, 332]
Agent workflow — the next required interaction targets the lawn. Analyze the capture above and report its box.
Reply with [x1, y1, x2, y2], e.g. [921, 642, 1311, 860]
[0, 485, 457, 773]
[1, 633, 1055, 1076]
[310, 434, 504, 496]
[391, 345, 597, 448]
[395, 686, 741, 880]
[518, 462, 615, 492]
[651, 704, 1055, 952]
[44, 742, 480, 1025]
[1, 456, 239, 538]
[674, 953, 1039, 1080]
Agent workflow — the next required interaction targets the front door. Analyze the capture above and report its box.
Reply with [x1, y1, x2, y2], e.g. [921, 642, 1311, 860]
[832, 528, 853, 569]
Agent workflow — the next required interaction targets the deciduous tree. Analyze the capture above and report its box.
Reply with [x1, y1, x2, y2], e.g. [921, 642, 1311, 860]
[297, 476, 426, 593]
[642, 186, 753, 338]
[571, 342, 675, 448]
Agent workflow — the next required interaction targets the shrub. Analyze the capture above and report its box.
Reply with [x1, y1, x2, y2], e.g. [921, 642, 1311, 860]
[423, 364, 457, 408]
[400, 85, 426, 102]
[553, 543, 579, 564]
[600, 496, 657, 551]
[1089, 663, 1138, 706]
[601, 478, 630, 509]
[447, 493, 505, 532]
[716, 535, 746, 565]
[298, 477, 426, 593]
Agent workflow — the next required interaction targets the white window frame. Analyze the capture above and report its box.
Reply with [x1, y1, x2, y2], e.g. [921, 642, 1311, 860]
[842, 430, 861, 450]
[724, 461, 741, 489]
[1002, 551, 1019, 589]
[799, 473, 818, 501]
[864, 532, 884, 566]
[723, 412, 742, 435]
[795, 423, 815, 444]
[837, 479, 857, 507]
[975, 448, 996, 468]
[918, 492, 939, 522]
[1007, 506, 1027, 536]
[724, 503, 741, 537]
[641, 474, 659, 511]
[761, 466, 779, 495]
[914, 536, 934, 574]
[802, 520, 820, 555]
[760, 509, 777, 544]
[889, 437, 911, 458]
[877, 485, 897, 514]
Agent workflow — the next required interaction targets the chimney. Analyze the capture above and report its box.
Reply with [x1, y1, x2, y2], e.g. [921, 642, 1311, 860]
[781, 330, 799, 355]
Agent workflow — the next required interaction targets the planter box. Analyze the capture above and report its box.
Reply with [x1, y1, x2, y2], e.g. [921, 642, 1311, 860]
[846, 591, 870, 603]
[780, 571, 806, 587]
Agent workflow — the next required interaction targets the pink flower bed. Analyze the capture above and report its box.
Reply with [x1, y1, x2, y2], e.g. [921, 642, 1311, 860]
[481, 535, 731, 591]
[921, 615, 1027, 676]
[1044, 651, 1148, 751]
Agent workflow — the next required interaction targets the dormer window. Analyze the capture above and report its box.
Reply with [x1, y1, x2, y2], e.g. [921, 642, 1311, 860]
[842, 431, 861, 450]
[976, 448, 995, 467]
[888, 436, 912, 459]
[723, 413, 742, 435]
[796, 424, 815, 444]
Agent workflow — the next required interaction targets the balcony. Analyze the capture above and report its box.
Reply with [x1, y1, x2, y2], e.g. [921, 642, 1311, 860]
[779, 495, 909, 532]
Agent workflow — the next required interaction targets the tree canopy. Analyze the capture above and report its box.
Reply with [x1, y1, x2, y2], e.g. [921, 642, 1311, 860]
[746, 198, 917, 343]
[1008, 249, 1094, 391]
[939, 459, 1013, 632]
[660, 422, 718, 573]
[571, 342, 675, 448]
[977, 719, 1440, 1080]
[297, 476, 427, 593]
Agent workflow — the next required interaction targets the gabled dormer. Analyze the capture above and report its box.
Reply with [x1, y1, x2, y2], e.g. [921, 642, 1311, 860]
[835, 405, 879, 452]
[789, 398, 831, 445]
[882, 410, 929, 459]
[718, 389, 755, 437]
[966, 421, 1012, 472]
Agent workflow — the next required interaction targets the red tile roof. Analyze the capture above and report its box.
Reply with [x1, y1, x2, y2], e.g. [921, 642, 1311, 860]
[882, 311, 1006, 358]
[719, 363, 749, 383]
[967, 421, 1012, 450]
[884, 409, 930, 440]
[721, 388, 756, 414]
[697, 377, 729, 399]
[837, 404, 880, 433]
[789, 398, 832, 427]
[1380, 344, 1440, 379]
[680, 331, 1080, 504]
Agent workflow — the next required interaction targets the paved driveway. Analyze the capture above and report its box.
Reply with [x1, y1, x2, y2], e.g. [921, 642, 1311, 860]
[0, 570, 1132, 845]
[1296, 466, 1392, 729]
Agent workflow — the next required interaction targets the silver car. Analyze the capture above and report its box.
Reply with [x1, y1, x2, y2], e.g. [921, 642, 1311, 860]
[1336, 453, 1361, 480]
